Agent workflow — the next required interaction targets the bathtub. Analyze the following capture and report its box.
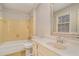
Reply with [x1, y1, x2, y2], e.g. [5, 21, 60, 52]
[0, 40, 33, 56]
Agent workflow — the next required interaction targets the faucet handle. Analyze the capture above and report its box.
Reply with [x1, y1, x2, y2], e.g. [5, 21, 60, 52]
[56, 36, 64, 44]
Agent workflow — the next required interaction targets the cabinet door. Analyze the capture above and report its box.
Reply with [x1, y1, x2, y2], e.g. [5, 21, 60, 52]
[32, 41, 38, 56]
[38, 44, 58, 56]
[7, 50, 26, 56]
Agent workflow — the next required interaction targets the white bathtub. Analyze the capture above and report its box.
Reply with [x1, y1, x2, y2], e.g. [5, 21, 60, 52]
[0, 40, 32, 56]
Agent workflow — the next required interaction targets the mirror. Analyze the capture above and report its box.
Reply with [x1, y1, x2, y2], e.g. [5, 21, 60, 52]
[52, 3, 79, 33]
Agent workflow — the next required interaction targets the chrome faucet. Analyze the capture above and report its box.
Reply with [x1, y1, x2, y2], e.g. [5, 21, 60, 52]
[56, 36, 64, 44]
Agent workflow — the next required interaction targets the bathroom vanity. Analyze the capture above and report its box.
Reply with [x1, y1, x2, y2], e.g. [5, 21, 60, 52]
[32, 35, 79, 56]
[32, 37, 59, 56]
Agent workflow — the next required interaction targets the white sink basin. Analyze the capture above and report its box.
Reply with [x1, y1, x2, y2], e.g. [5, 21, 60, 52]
[46, 42, 66, 50]
[24, 41, 33, 48]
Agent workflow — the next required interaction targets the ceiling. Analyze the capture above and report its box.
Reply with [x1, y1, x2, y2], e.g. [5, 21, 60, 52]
[53, 3, 72, 12]
[1, 3, 72, 14]
[4, 3, 39, 14]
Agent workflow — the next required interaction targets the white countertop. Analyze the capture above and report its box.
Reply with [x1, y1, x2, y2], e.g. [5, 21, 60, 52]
[1, 37, 79, 56]
[0, 40, 33, 56]
[32, 36, 79, 56]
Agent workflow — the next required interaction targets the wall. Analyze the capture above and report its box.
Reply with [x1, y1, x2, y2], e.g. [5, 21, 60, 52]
[0, 20, 4, 43]
[0, 5, 33, 43]
[53, 4, 79, 33]
[4, 9, 30, 20]
[0, 5, 4, 43]
[34, 4, 51, 37]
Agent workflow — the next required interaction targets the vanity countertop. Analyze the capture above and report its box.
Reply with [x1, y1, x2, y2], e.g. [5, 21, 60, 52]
[0, 40, 32, 56]
[32, 36, 79, 56]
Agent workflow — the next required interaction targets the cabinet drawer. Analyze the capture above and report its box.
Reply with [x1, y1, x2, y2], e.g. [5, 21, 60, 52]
[7, 50, 26, 56]
[38, 44, 58, 56]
